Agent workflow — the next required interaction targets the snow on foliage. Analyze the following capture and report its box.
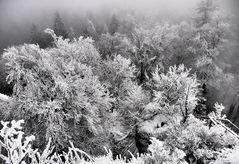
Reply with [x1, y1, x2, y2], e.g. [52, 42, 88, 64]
[2, 29, 114, 154]
[0, 1, 237, 162]
[144, 64, 200, 124]
[0, 119, 188, 164]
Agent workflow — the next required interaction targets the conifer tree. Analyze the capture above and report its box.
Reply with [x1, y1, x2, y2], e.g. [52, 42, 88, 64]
[86, 19, 98, 39]
[30, 24, 41, 45]
[29, 24, 53, 48]
[53, 12, 68, 39]
[97, 33, 133, 59]
[118, 14, 136, 38]
[109, 14, 120, 35]
[68, 27, 76, 40]
[0, 59, 13, 95]
[192, 1, 230, 113]
[195, 0, 216, 27]
[102, 24, 109, 34]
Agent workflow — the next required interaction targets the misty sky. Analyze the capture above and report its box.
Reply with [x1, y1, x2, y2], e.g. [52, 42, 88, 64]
[1, 0, 236, 26]
[0, 0, 201, 24]
[0, 0, 238, 52]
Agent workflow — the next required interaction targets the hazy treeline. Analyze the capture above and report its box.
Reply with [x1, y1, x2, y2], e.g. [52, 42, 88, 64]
[0, 0, 239, 163]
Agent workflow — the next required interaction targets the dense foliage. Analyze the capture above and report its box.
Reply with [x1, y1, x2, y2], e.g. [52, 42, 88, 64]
[0, 0, 239, 163]
[2, 29, 114, 155]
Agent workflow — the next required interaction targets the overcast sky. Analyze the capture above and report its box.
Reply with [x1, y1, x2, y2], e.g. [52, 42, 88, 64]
[0, 0, 200, 21]
[0, 0, 238, 51]
[0, 0, 237, 25]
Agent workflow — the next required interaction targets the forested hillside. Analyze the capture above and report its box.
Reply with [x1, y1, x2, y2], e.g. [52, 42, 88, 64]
[0, 0, 239, 163]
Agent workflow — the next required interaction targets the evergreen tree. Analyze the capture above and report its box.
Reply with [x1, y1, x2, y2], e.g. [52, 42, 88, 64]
[193, 2, 230, 113]
[86, 19, 98, 40]
[131, 24, 178, 84]
[195, 0, 216, 27]
[29, 24, 53, 48]
[29, 24, 41, 44]
[68, 27, 76, 40]
[97, 33, 133, 59]
[118, 14, 136, 38]
[109, 14, 120, 35]
[0, 58, 13, 95]
[53, 12, 68, 39]
[102, 24, 109, 34]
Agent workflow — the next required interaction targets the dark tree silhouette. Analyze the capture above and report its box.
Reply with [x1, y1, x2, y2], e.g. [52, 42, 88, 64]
[109, 14, 120, 35]
[86, 19, 98, 39]
[29, 24, 53, 48]
[102, 24, 109, 34]
[30, 24, 41, 44]
[53, 12, 68, 39]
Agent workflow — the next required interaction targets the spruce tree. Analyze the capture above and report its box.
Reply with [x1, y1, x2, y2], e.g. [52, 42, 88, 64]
[102, 24, 109, 34]
[30, 24, 41, 44]
[86, 19, 98, 39]
[68, 27, 76, 40]
[195, 0, 216, 27]
[109, 14, 120, 35]
[29, 24, 53, 48]
[53, 12, 68, 39]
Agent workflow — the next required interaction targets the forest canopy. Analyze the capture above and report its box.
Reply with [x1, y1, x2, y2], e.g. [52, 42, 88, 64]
[0, 0, 239, 163]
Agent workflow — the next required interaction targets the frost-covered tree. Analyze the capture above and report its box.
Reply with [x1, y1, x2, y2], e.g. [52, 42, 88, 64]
[195, 0, 217, 27]
[98, 54, 151, 157]
[144, 64, 200, 124]
[192, 0, 229, 80]
[192, 4, 231, 113]
[2, 29, 113, 155]
[131, 23, 178, 84]
[97, 33, 133, 59]
[99, 54, 149, 121]
[158, 113, 239, 163]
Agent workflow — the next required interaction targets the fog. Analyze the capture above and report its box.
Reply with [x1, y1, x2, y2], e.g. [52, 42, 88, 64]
[0, 0, 238, 53]
[0, 0, 201, 31]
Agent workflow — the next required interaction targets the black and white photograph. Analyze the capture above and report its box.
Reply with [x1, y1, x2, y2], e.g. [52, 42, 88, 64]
[0, 0, 239, 163]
